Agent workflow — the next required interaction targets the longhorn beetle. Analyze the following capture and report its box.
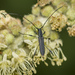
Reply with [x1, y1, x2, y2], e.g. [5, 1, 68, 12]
[22, 6, 63, 56]
[3, 6, 63, 56]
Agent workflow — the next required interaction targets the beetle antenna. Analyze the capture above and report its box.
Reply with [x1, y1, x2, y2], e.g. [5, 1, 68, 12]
[41, 6, 63, 28]
[8, 13, 38, 29]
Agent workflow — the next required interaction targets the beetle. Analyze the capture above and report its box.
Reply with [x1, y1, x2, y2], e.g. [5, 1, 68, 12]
[1, 6, 63, 56]
[20, 6, 63, 56]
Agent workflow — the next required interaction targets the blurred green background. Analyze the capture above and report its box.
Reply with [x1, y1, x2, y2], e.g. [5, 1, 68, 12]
[0, 0, 75, 75]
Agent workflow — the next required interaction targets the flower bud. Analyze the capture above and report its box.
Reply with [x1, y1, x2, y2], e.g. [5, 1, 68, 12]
[32, 6, 40, 15]
[50, 31, 59, 40]
[5, 34, 14, 44]
[3, 49, 12, 59]
[41, 5, 54, 17]
[66, 8, 75, 20]
[23, 14, 35, 24]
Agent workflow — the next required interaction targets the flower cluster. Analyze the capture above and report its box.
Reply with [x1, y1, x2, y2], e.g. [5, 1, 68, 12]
[35, 0, 52, 7]
[50, 13, 67, 32]
[0, 11, 36, 75]
[1, 0, 75, 74]
[50, 0, 75, 36]
[23, 0, 67, 67]
[67, 25, 75, 37]
[37, 0, 75, 36]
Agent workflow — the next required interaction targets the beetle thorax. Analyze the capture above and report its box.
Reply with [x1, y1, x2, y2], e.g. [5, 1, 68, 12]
[38, 28, 43, 37]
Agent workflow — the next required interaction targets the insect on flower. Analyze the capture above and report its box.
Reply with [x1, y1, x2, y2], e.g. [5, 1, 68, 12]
[3, 6, 63, 57]
[19, 6, 63, 57]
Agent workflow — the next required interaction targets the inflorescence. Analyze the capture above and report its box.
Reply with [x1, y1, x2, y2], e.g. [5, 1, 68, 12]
[0, 0, 75, 75]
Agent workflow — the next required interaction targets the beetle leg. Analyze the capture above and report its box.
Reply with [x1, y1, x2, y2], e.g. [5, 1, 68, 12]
[45, 45, 53, 54]
[33, 45, 39, 57]
[19, 32, 38, 38]
[34, 29, 37, 34]
[42, 29, 45, 35]
[43, 31, 45, 35]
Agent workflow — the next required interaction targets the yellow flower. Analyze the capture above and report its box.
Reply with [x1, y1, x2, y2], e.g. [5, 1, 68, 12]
[67, 25, 75, 37]
[50, 13, 67, 32]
